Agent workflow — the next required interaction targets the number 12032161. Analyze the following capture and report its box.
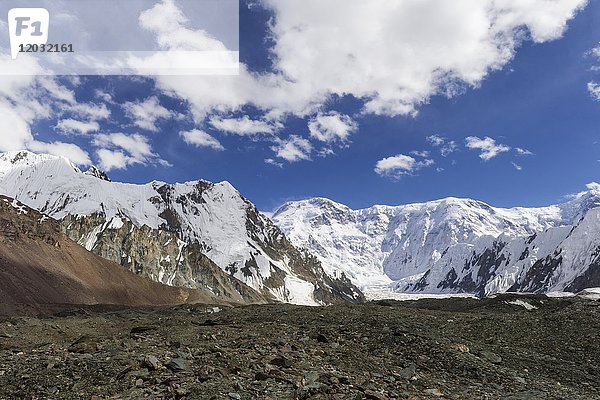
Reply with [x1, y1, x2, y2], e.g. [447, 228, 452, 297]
[19, 43, 74, 53]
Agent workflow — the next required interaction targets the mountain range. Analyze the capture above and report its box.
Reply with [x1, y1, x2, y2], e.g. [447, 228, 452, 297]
[0, 151, 362, 306]
[272, 186, 600, 297]
[1, 150, 599, 303]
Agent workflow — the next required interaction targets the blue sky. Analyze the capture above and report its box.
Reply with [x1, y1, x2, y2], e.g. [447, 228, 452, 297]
[3, 0, 600, 211]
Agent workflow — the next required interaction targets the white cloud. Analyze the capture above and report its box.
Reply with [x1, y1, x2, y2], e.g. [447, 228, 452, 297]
[271, 135, 313, 162]
[587, 44, 600, 99]
[511, 162, 523, 171]
[94, 90, 113, 103]
[94, 133, 153, 159]
[410, 150, 431, 158]
[308, 112, 357, 142]
[55, 119, 100, 135]
[0, 0, 588, 171]
[440, 141, 458, 157]
[516, 147, 534, 155]
[180, 129, 224, 150]
[139, 0, 228, 52]
[123, 96, 172, 132]
[209, 116, 275, 136]
[465, 136, 511, 161]
[0, 100, 36, 152]
[28, 141, 91, 166]
[38, 77, 76, 104]
[63, 102, 111, 121]
[317, 147, 336, 157]
[375, 154, 434, 178]
[92, 133, 167, 170]
[427, 134, 458, 156]
[95, 149, 135, 171]
[588, 82, 600, 101]
[0, 60, 90, 165]
[151, 0, 586, 125]
[264, 158, 283, 168]
[427, 135, 445, 147]
[265, 0, 587, 117]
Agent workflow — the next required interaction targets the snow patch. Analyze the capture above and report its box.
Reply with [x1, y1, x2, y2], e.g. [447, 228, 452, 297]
[577, 288, 600, 300]
[365, 291, 477, 301]
[283, 276, 319, 306]
[506, 299, 538, 310]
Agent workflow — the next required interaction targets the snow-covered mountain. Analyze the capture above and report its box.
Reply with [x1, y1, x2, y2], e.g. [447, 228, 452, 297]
[272, 187, 600, 297]
[0, 151, 363, 305]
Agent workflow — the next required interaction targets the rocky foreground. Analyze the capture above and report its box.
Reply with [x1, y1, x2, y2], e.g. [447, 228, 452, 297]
[0, 295, 599, 400]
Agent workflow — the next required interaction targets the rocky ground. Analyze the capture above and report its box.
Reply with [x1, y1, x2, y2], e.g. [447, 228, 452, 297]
[0, 294, 599, 400]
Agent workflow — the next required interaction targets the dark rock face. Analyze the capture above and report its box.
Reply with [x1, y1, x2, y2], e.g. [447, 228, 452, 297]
[84, 166, 111, 182]
[509, 253, 564, 293]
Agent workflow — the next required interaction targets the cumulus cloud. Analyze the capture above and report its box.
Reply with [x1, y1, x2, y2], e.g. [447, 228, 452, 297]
[587, 44, 600, 99]
[150, 0, 586, 128]
[209, 116, 275, 136]
[375, 154, 434, 178]
[38, 77, 76, 104]
[427, 134, 458, 156]
[465, 136, 511, 161]
[123, 96, 172, 132]
[308, 112, 357, 142]
[271, 135, 313, 162]
[180, 129, 224, 150]
[55, 119, 100, 135]
[512, 162, 523, 171]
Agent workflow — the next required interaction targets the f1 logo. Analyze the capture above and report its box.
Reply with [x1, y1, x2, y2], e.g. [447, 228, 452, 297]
[8, 8, 49, 60]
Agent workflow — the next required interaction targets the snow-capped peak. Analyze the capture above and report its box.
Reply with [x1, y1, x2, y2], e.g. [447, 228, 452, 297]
[0, 150, 81, 179]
